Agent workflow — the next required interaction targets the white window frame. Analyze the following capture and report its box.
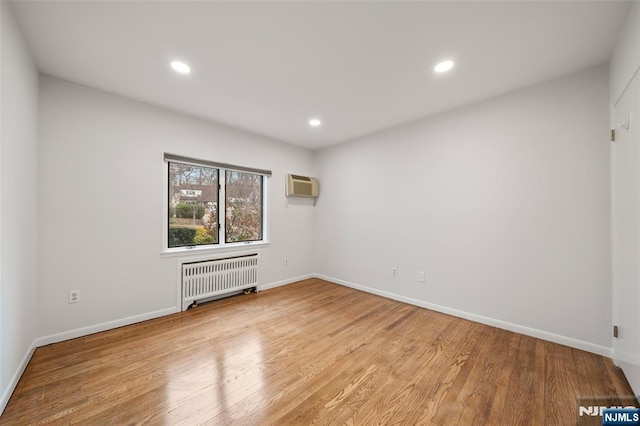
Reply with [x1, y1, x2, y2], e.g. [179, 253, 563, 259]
[162, 154, 270, 257]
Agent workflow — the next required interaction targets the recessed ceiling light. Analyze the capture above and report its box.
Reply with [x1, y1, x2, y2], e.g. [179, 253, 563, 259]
[170, 61, 191, 74]
[309, 118, 322, 127]
[434, 60, 454, 73]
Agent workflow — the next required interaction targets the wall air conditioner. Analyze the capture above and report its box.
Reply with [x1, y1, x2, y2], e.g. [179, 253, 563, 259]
[286, 174, 319, 198]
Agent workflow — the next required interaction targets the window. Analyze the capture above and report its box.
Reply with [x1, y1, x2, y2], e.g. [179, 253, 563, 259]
[225, 170, 263, 243]
[168, 163, 219, 248]
[165, 154, 269, 251]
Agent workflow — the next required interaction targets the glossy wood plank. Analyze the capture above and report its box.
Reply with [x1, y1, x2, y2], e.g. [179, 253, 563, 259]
[0, 278, 636, 425]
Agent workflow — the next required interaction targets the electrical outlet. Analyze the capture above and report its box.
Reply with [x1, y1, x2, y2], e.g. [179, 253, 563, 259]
[391, 267, 397, 277]
[417, 271, 426, 283]
[69, 290, 80, 304]
[284, 258, 289, 266]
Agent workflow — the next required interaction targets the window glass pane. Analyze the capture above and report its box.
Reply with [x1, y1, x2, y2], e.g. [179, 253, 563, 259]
[225, 171, 263, 243]
[168, 163, 218, 248]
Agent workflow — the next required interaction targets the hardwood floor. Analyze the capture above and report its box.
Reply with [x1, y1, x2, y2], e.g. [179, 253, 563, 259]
[0, 278, 636, 425]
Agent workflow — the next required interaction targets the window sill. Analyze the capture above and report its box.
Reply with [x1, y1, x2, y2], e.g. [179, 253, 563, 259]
[161, 241, 270, 258]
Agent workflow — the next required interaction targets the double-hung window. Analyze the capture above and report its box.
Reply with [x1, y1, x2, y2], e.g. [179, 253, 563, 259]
[165, 153, 269, 251]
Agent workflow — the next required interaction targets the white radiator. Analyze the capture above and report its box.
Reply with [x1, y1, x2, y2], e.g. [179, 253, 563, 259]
[181, 253, 259, 310]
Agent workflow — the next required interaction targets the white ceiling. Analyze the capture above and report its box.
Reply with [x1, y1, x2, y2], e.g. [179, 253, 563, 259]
[9, 0, 631, 150]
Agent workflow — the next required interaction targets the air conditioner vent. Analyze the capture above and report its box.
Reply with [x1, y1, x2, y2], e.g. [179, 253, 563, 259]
[286, 174, 319, 198]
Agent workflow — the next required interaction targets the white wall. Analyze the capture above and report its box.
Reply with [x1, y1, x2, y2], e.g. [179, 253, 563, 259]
[0, 1, 40, 413]
[37, 76, 315, 339]
[314, 65, 612, 354]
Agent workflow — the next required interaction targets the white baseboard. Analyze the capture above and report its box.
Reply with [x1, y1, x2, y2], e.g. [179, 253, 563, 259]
[260, 274, 314, 291]
[36, 274, 314, 347]
[35, 307, 177, 347]
[0, 341, 36, 415]
[315, 274, 613, 359]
